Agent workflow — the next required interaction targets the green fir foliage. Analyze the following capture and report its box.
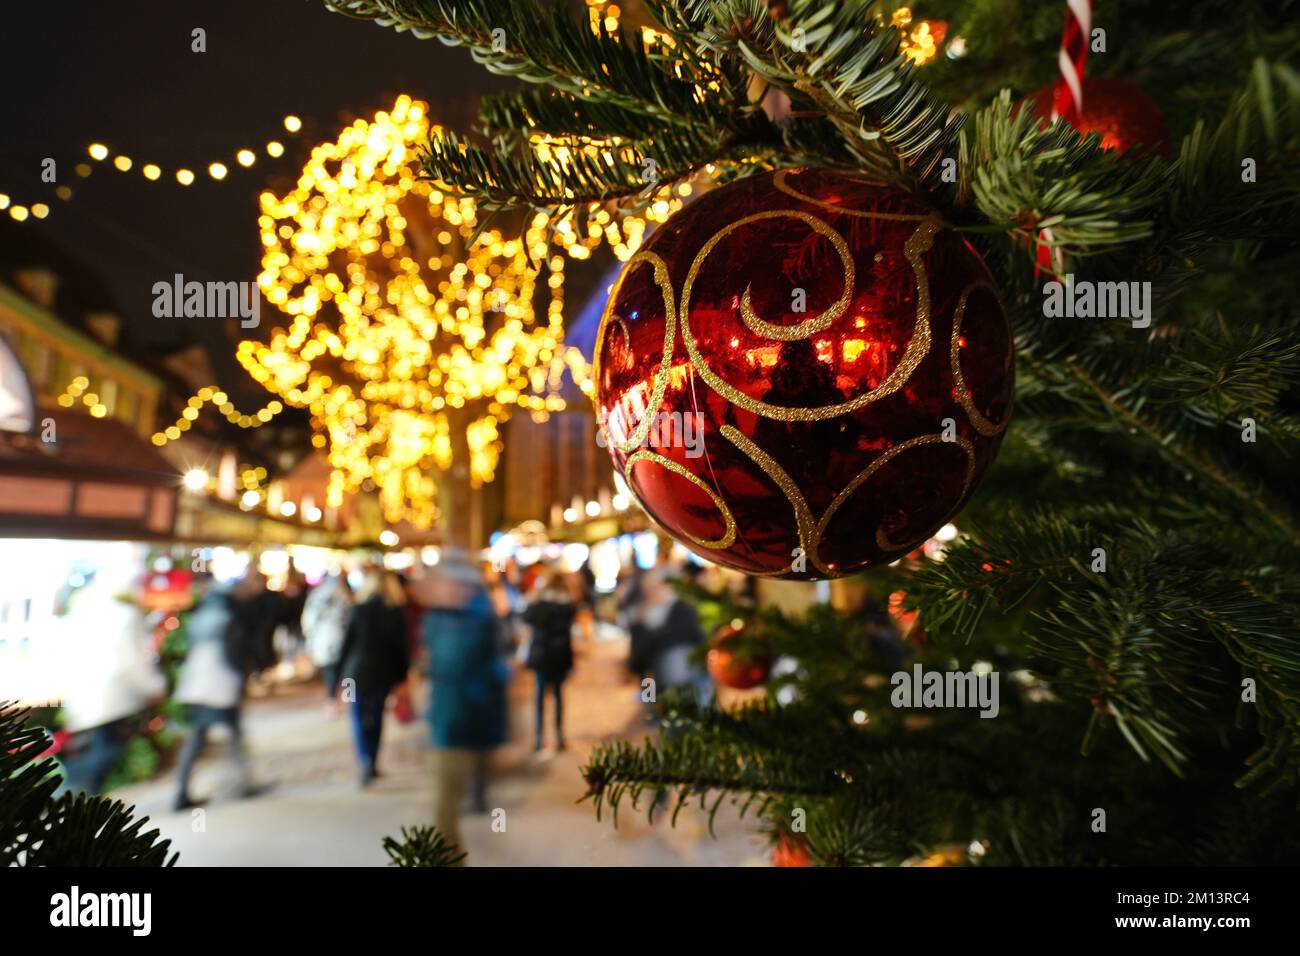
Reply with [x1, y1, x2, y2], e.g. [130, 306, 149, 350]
[324, 0, 1300, 864]
[0, 703, 177, 867]
[382, 825, 468, 866]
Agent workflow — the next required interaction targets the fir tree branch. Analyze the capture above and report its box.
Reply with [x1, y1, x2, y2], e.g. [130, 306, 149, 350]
[960, 90, 1168, 259]
[420, 125, 756, 207]
[684, 0, 963, 189]
[321, 0, 718, 124]
[1067, 361, 1300, 545]
[382, 825, 467, 866]
[22, 793, 178, 867]
[0, 704, 177, 867]
[1161, 58, 1300, 256]
[0, 703, 62, 866]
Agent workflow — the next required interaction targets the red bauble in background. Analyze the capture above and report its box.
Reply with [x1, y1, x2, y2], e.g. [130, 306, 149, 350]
[594, 168, 1014, 579]
[142, 567, 194, 613]
[888, 589, 925, 644]
[1027, 76, 1171, 158]
[772, 832, 813, 867]
[706, 620, 773, 690]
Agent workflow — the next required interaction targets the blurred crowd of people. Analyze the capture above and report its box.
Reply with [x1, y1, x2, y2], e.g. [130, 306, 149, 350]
[54, 546, 717, 857]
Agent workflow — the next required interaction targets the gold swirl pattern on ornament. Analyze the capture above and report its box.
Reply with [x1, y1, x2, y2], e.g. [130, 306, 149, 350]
[723, 425, 974, 572]
[950, 281, 1011, 438]
[736, 212, 855, 341]
[720, 424, 829, 575]
[592, 250, 678, 454]
[772, 169, 932, 222]
[820, 434, 975, 549]
[624, 450, 737, 549]
[680, 215, 943, 421]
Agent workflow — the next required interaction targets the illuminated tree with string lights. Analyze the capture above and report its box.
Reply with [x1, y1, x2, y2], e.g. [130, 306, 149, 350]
[238, 95, 590, 538]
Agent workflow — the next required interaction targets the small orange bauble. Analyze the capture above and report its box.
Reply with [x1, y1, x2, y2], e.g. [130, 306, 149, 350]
[706, 620, 773, 690]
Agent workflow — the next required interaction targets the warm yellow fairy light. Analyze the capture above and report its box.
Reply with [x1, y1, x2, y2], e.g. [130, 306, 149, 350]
[893, 7, 941, 66]
[3, 125, 305, 219]
[240, 95, 591, 528]
[150, 386, 285, 446]
[525, 129, 708, 265]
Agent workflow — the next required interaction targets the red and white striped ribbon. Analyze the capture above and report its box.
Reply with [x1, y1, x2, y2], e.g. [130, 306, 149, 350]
[1050, 0, 1092, 122]
[1038, 0, 1092, 276]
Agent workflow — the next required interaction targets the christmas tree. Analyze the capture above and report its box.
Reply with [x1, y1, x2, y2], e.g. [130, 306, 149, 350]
[311, 0, 1299, 864]
[322, 0, 1299, 866]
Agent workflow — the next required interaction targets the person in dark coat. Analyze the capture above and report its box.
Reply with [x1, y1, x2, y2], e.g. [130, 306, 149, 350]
[236, 570, 280, 684]
[273, 570, 309, 661]
[419, 552, 507, 858]
[636, 569, 709, 705]
[335, 570, 410, 786]
[522, 572, 577, 752]
[617, 566, 653, 679]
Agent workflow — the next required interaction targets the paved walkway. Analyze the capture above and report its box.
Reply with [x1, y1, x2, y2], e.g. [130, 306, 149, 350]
[113, 635, 768, 866]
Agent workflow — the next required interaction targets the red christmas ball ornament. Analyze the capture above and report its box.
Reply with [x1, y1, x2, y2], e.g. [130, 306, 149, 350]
[594, 168, 1014, 579]
[706, 619, 772, 690]
[772, 832, 813, 867]
[1027, 76, 1171, 158]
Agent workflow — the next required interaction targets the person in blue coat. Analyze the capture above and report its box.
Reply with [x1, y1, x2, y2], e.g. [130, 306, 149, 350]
[419, 552, 507, 858]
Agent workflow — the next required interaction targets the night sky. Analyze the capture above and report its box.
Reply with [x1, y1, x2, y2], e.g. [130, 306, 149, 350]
[0, 0, 514, 403]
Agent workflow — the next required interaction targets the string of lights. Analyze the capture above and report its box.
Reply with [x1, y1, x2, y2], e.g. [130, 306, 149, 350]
[53, 375, 287, 441]
[150, 387, 286, 446]
[53, 376, 111, 418]
[0, 115, 304, 224]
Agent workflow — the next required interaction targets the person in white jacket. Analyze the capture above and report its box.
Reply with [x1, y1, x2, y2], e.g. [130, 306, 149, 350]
[301, 573, 353, 700]
[59, 564, 166, 795]
[172, 576, 264, 811]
